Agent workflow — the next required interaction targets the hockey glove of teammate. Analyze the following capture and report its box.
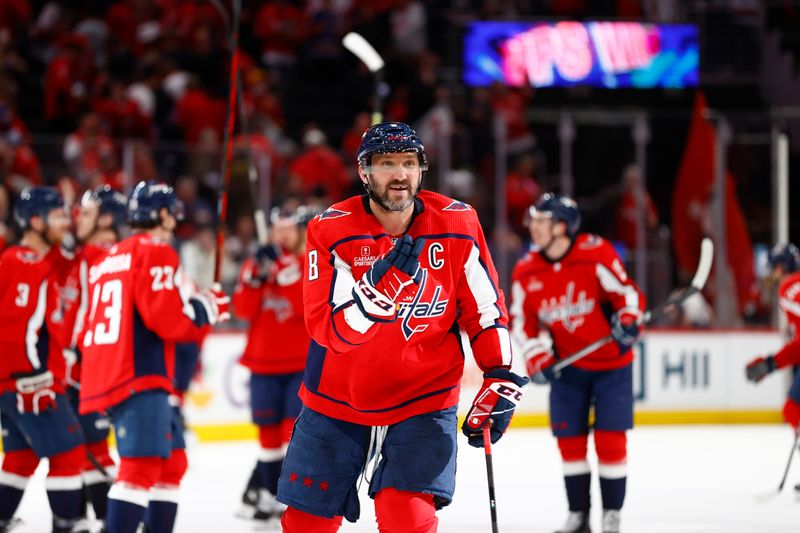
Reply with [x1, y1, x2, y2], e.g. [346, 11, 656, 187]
[745, 355, 777, 383]
[14, 370, 56, 415]
[610, 309, 642, 354]
[189, 284, 231, 326]
[462, 368, 529, 447]
[527, 351, 558, 385]
[254, 244, 282, 280]
[783, 397, 800, 430]
[352, 235, 425, 322]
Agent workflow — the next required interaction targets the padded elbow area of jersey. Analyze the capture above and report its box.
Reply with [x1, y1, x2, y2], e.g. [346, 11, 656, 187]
[117, 457, 163, 490]
[159, 449, 188, 486]
[48, 445, 85, 478]
[594, 430, 627, 463]
[375, 488, 438, 533]
[281, 507, 343, 533]
[557, 435, 589, 462]
[2, 449, 40, 477]
[258, 425, 283, 449]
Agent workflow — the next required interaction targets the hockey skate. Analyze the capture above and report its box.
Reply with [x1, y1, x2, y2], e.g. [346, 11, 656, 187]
[252, 490, 286, 531]
[601, 509, 620, 533]
[554, 511, 591, 533]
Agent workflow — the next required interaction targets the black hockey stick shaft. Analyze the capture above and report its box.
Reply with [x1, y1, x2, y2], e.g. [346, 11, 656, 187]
[86, 448, 112, 481]
[777, 430, 800, 492]
[482, 425, 500, 533]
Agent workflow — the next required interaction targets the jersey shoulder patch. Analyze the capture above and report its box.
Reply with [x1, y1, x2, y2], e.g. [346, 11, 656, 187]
[442, 200, 472, 212]
[317, 207, 351, 221]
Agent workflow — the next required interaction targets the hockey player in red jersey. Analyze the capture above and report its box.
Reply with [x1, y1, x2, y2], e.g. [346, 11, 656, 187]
[233, 204, 315, 524]
[79, 181, 230, 533]
[510, 193, 645, 533]
[0, 187, 87, 532]
[54, 185, 129, 528]
[276, 122, 528, 532]
[745, 243, 800, 443]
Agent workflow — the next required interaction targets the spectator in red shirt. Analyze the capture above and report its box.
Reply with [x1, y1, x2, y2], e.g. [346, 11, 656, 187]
[614, 163, 659, 251]
[63, 113, 115, 186]
[506, 153, 541, 240]
[93, 78, 151, 139]
[0, 139, 41, 194]
[287, 127, 353, 203]
[44, 34, 93, 132]
[340, 111, 371, 159]
[174, 76, 226, 144]
[252, 0, 308, 79]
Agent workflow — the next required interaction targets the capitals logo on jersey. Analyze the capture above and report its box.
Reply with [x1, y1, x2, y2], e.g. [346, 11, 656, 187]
[317, 208, 351, 221]
[395, 269, 449, 340]
[537, 281, 595, 333]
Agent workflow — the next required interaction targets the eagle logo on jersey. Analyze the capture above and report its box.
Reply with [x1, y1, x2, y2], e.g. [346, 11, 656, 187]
[396, 269, 449, 340]
[317, 208, 351, 221]
[537, 281, 595, 333]
[442, 200, 471, 212]
[16, 250, 41, 263]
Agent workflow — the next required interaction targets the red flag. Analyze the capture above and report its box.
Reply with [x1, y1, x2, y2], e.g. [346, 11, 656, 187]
[672, 92, 756, 315]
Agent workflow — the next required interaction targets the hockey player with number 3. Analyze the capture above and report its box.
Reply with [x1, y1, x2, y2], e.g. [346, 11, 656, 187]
[275, 122, 528, 532]
[0, 187, 87, 532]
[510, 193, 645, 533]
[79, 181, 230, 533]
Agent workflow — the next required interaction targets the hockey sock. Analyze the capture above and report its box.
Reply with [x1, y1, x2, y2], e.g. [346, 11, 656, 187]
[281, 506, 343, 533]
[144, 486, 179, 533]
[0, 449, 38, 520]
[257, 425, 285, 496]
[596, 430, 627, 510]
[47, 446, 85, 529]
[374, 488, 438, 533]
[558, 435, 591, 511]
[106, 489, 148, 533]
[256, 459, 283, 496]
[83, 441, 116, 520]
[242, 465, 260, 503]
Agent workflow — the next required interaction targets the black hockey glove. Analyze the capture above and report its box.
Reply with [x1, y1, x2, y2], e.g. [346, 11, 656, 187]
[745, 355, 777, 383]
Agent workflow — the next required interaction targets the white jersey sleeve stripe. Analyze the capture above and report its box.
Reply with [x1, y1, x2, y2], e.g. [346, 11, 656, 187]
[779, 297, 800, 318]
[509, 280, 527, 345]
[497, 326, 513, 366]
[596, 263, 640, 310]
[25, 280, 47, 369]
[464, 245, 502, 329]
[330, 250, 356, 308]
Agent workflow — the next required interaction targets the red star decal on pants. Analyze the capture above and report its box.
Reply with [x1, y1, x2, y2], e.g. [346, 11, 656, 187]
[319, 481, 329, 491]
[303, 477, 313, 487]
[289, 472, 298, 482]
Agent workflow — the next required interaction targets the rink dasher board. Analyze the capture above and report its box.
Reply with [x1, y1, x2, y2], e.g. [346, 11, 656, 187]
[163, 330, 788, 442]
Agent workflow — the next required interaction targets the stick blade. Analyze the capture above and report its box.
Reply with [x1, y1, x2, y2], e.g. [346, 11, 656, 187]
[343, 32, 385, 73]
[691, 237, 714, 291]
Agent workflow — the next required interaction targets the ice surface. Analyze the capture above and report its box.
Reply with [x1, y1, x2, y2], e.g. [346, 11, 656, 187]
[10, 425, 800, 532]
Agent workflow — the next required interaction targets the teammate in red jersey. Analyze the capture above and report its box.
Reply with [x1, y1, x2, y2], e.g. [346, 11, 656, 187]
[79, 181, 230, 533]
[233, 204, 315, 525]
[53, 185, 128, 528]
[510, 193, 645, 533]
[0, 187, 87, 532]
[275, 122, 528, 532]
[746, 243, 800, 465]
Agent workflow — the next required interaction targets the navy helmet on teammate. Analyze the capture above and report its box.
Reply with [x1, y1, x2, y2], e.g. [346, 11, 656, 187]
[768, 242, 800, 274]
[127, 181, 184, 227]
[529, 192, 581, 238]
[14, 186, 65, 230]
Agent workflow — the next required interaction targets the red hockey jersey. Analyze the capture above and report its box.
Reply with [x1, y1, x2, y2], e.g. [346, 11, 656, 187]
[510, 234, 646, 371]
[79, 233, 201, 413]
[0, 245, 73, 393]
[772, 272, 800, 368]
[301, 191, 513, 426]
[234, 253, 309, 375]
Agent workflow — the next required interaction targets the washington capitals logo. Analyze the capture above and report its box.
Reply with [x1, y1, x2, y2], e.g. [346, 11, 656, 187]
[396, 270, 449, 340]
[442, 200, 471, 212]
[317, 208, 351, 221]
[537, 282, 595, 333]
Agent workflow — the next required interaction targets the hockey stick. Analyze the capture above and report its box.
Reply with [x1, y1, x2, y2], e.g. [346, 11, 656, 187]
[213, 0, 241, 283]
[551, 238, 714, 374]
[756, 430, 800, 502]
[342, 32, 386, 125]
[482, 425, 500, 533]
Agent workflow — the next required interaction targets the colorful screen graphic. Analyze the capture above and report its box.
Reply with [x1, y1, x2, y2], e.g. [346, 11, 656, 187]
[463, 21, 699, 89]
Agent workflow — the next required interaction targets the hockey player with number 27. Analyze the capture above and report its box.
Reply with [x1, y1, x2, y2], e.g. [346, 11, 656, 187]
[79, 181, 230, 533]
[510, 193, 645, 533]
[275, 122, 528, 532]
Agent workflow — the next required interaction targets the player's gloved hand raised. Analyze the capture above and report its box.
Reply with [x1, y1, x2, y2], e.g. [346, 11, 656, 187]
[610, 309, 642, 354]
[462, 368, 528, 447]
[745, 355, 777, 383]
[352, 235, 425, 322]
[14, 370, 56, 415]
[190, 283, 231, 326]
[783, 397, 800, 430]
